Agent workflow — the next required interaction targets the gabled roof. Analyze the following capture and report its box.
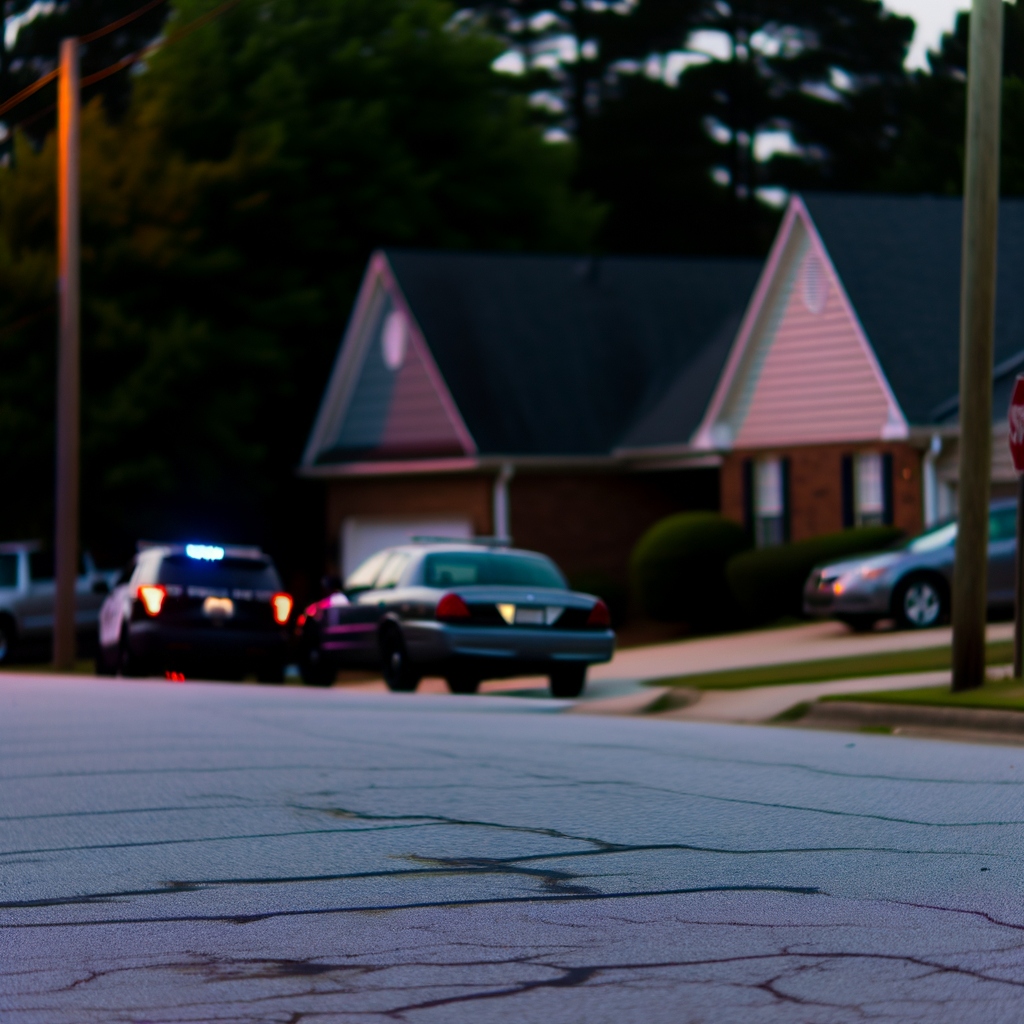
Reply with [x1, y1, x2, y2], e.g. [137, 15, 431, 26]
[695, 193, 1024, 451]
[803, 193, 1024, 426]
[694, 196, 908, 450]
[302, 249, 761, 470]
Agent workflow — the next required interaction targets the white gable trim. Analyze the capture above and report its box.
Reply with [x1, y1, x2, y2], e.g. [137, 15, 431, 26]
[300, 251, 477, 470]
[691, 195, 909, 451]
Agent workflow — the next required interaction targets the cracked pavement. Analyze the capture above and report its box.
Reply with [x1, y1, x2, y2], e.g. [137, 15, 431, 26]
[1, 674, 1023, 1022]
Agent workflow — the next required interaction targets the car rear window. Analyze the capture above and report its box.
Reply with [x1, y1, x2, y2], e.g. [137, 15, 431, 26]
[424, 552, 565, 589]
[157, 555, 282, 591]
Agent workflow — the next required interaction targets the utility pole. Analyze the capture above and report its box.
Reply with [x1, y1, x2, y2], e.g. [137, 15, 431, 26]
[952, 0, 1004, 692]
[53, 37, 80, 671]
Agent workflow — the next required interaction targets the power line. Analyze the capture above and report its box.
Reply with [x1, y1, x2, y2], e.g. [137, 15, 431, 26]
[80, 0, 168, 45]
[0, 0, 242, 121]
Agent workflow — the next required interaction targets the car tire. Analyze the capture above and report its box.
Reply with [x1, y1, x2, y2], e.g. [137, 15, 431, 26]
[447, 671, 480, 694]
[893, 574, 948, 630]
[0, 618, 15, 665]
[258, 663, 285, 684]
[549, 665, 587, 699]
[118, 628, 146, 677]
[379, 624, 420, 692]
[301, 650, 334, 687]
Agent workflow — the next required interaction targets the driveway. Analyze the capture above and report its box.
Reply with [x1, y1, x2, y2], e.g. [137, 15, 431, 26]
[2, 673, 1023, 1022]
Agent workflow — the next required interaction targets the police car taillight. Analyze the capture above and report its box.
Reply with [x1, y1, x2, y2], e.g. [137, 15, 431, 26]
[436, 593, 471, 620]
[272, 593, 293, 625]
[586, 599, 611, 628]
[138, 585, 166, 616]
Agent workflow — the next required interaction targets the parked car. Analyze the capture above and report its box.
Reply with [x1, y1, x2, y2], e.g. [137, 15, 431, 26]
[298, 540, 615, 696]
[0, 541, 116, 663]
[803, 499, 1018, 630]
[96, 542, 293, 681]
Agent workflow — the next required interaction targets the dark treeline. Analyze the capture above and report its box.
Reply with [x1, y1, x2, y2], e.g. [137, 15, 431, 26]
[0, 0, 1019, 592]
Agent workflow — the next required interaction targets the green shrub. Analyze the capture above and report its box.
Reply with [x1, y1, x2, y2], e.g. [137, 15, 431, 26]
[631, 513, 750, 625]
[725, 526, 904, 623]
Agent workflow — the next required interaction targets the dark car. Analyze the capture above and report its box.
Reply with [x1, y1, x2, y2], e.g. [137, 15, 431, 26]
[298, 540, 615, 697]
[803, 499, 1017, 630]
[97, 542, 293, 681]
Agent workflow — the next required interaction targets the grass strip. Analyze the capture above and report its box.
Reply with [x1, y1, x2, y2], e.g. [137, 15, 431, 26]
[650, 639, 1013, 691]
[820, 679, 1024, 713]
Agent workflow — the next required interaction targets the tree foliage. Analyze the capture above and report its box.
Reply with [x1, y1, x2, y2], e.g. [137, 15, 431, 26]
[0, 0, 600, 578]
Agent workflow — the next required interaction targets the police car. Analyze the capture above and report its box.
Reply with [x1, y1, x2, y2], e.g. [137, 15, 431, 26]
[97, 542, 293, 681]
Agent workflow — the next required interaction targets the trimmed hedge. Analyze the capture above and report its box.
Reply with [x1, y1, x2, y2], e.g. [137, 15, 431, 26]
[631, 512, 750, 624]
[725, 526, 905, 622]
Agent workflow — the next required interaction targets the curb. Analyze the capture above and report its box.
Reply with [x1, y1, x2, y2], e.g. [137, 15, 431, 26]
[803, 700, 1024, 734]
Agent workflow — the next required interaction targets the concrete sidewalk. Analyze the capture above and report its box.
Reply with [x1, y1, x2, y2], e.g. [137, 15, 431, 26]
[654, 670, 953, 724]
[588, 620, 1013, 685]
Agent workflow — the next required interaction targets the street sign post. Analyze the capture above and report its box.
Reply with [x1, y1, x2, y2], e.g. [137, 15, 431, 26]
[1008, 375, 1024, 678]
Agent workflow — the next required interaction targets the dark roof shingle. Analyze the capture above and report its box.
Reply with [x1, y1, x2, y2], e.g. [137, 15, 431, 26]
[803, 194, 1024, 425]
[385, 250, 761, 456]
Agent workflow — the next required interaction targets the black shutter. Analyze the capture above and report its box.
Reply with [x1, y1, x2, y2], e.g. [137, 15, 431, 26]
[882, 452, 894, 525]
[781, 456, 792, 542]
[841, 455, 854, 528]
[742, 458, 754, 541]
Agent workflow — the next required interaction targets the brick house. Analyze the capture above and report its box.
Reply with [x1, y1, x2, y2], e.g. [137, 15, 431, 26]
[301, 195, 1024, 590]
[675, 194, 1024, 545]
[299, 249, 760, 584]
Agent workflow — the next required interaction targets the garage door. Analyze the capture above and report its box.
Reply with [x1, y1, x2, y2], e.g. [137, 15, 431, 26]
[341, 516, 473, 579]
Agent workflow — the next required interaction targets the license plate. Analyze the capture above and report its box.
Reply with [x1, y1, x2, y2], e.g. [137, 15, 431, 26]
[203, 596, 234, 619]
[514, 607, 545, 626]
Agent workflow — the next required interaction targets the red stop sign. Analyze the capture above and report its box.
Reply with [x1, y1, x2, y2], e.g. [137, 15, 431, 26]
[1010, 375, 1024, 472]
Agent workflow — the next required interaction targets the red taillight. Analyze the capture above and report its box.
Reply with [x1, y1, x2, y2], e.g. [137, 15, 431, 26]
[586, 599, 611, 628]
[272, 593, 293, 625]
[436, 593, 471, 620]
[305, 603, 318, 618]
[138, 585, 166, 616]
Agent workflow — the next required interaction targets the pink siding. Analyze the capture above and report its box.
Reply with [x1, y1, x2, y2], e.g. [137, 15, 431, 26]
[376, 337, 466, 458]
[733, 251, 894, 447]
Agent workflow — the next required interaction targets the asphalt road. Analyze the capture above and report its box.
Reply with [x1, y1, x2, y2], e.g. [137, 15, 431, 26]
[2, 674, 1024, 1023]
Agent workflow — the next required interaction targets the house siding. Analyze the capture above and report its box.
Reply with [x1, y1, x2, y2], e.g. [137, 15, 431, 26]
[721, 443, 922, 541]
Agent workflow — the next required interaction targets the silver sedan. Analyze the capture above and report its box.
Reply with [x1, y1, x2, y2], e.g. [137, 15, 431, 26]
[803, 499, 1017, 630]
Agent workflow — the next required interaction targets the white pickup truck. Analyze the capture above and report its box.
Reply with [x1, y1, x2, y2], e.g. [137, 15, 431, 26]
[0, 542, 119, 663]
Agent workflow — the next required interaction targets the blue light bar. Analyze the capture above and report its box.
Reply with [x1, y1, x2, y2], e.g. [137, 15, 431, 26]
[186, 544, 225, 561]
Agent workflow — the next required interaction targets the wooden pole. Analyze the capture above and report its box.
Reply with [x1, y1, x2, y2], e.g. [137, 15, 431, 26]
[53, 38, 80, 671]
[952, 0, 1004, 692]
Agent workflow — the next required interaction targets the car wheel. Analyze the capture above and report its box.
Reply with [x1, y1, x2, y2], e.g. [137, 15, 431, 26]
[447, 671, 480, 694]
[118, 629, 145, 677]
[0, 618, 15, 665]
[380, 625, 420, 692]
[257, 663, 285, 684]
[894, 575, 947, 630]
[301, 650, 334, 687]
[549, 665, 587, 699]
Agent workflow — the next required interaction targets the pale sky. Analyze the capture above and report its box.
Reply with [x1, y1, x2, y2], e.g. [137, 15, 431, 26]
[884, 0, 973, 70]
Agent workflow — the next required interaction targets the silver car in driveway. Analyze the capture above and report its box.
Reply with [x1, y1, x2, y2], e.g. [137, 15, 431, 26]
[298, 540, 615, 696]
[803, 499, 1018, 630]
[0, 541, 117, 662]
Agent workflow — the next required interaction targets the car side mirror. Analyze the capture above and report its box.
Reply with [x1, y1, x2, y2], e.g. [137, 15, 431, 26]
[91, 579, 110, 595]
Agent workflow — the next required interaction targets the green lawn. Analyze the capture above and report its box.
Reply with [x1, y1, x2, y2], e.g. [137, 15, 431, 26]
[820, 678, 1024, 713]
[651, 639, 1013, 690]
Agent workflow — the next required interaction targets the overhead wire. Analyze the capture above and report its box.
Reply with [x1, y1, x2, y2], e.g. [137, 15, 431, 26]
[0, 0, 242, 120]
